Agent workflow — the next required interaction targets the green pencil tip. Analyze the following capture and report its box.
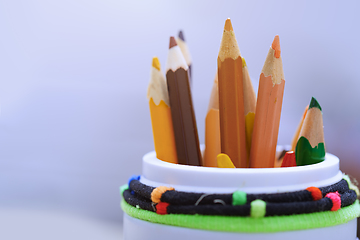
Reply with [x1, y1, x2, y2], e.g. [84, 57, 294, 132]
[309, 97, 322, 111]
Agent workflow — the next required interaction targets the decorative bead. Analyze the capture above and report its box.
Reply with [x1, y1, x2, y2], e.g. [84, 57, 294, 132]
[250, 199, 266, 218]
[232, 191, 247, 205]
[156, 202, 170, 215]
[151, 186, 175, 203]
[325, 192, 341, 211]
[306, 187, 322, 201]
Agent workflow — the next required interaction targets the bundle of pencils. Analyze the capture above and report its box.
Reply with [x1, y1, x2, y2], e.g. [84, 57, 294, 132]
[147, 19, 325, 169]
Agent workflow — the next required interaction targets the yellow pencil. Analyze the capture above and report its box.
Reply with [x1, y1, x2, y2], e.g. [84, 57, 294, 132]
[147, 57, 177, 164]
[291, 105, 309, 151]
[217, 153, 235, 168]
[204, 72, 221, 167]
[242, 58, 256, 162]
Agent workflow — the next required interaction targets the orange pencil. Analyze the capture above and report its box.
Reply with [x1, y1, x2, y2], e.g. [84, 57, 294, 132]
[203, 73, 221, 167]
[250, 35, 285, 168]
[217, 19, 247, 168]
[147, 57, 177, 163]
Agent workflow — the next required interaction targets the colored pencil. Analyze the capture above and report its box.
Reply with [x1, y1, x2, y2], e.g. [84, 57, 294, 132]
[177, 30, 192, 84]
[166, 37, 202, 166]
[242, 57, 257, 161]
[274, 149, 287, 168]
[203, 73, 221, 167]
[276, 102, 307, 167]
[217, 18, 247, 168]
[295, 97, 325, 166]
[291, 105, 309, 151]
[147, 57, 178, 164]
[249, 35, 285, 168]
[217, 153, 235, 168]
[281, 151, 297, 167]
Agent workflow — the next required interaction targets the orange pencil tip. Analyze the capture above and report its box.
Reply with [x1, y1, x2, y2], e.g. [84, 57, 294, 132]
[224, 18, 233, 31]
[271, 35, 281, 58]
[169, 36, 177, 49]
[152, 57, 161, 71]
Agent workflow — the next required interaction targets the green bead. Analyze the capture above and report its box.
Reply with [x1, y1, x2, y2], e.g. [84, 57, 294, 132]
[250, 199, 266, 218]
[232, 191, 247, 205]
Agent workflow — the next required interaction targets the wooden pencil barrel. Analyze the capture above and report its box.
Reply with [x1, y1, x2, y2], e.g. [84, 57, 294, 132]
[218, 56, 248, 168]
[250, 74, 285, 168]
[166, 68, 202, 166]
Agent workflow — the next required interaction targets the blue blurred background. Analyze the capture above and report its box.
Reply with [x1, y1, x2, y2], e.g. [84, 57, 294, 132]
[0, 0, 359, 239]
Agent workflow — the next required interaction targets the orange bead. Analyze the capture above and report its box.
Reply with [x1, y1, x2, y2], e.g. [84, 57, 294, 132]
[306, 187, 322, 201]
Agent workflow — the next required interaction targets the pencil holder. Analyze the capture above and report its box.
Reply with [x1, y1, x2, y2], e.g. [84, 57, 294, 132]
[121, 147, 359, 240]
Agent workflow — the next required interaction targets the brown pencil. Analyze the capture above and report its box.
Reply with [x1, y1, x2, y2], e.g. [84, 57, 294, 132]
[166, 37, 202, 166]
[217, 18, 247, 168]
[249, 35, 285, 168]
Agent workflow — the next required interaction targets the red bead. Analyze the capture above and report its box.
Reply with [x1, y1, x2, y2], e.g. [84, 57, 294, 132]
[156, 202, 170, 215]
[325, 192, 341, 211]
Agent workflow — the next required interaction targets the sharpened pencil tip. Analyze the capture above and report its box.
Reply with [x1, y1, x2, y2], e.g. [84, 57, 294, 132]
[152, 57, 161, 71]
[224, 18, 233, 31]
[271, 35, 281, 58]
[169, 36, 177, 49]
[309, 97, 322, 111]
[178, 30, 185, 41]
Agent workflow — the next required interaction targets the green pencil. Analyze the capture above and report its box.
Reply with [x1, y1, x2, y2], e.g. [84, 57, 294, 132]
[295, 97, 325, 166]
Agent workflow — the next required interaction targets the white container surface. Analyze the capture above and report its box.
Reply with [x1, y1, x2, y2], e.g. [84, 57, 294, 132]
[141, 150, 342, 193]
[123, 149, 357, 240]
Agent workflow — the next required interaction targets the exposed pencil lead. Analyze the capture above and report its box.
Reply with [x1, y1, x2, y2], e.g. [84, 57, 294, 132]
[271, 35, 281, 58]
[178, 30, 185, 41]
[152, 57, 161, 71]
[309, 97, 322, 111]
[169, 36, 177, 49]
[224, 18, 233, 31]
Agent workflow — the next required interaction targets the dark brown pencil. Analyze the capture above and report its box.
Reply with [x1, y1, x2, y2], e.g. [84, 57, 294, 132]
[166, 36, 202, 166]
